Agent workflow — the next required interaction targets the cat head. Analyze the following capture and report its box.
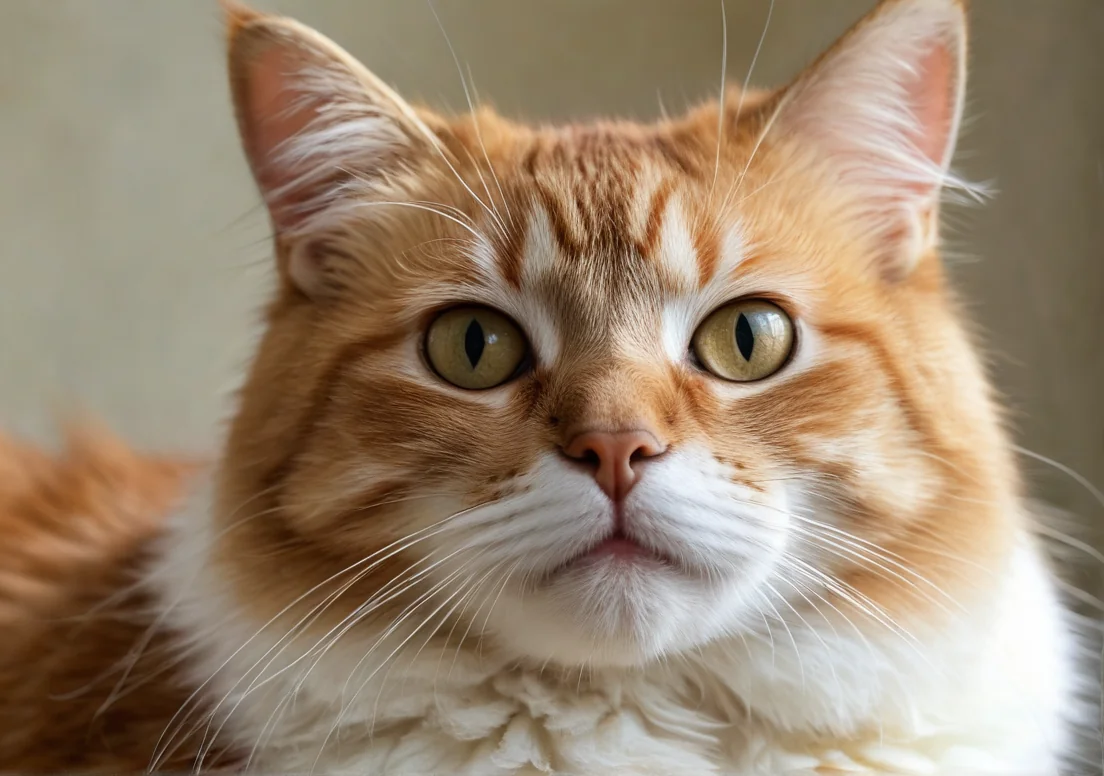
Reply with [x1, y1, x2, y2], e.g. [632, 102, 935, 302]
[212, 0, 1017, 670]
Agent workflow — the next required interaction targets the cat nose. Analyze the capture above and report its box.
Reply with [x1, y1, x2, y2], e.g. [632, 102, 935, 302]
[561, 430, 667, 501]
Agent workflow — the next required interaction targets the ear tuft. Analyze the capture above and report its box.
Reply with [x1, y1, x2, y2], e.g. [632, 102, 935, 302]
[770, 0, 980, 276]
[219, 0, 264, 40]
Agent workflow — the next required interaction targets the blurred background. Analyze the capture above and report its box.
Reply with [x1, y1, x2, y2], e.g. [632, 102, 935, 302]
[0, 1, 1101, 575]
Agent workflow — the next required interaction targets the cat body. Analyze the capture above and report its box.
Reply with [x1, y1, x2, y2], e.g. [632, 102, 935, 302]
[0, 429, 214, 771]
[0, 0, 1086, 772]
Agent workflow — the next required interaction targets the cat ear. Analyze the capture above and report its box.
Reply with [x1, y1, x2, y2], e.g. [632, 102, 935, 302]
[769, 0, 972, 278]
[223, 2, 440, 295]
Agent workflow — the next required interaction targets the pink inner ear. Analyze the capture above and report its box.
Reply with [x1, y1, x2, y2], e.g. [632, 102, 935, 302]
[244, 46, 319, 231]
[909, 42, 957, 170]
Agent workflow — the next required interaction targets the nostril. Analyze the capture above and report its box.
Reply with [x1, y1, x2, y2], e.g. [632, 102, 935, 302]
[561, 429, 667, 501]
[631, 437, 665, 461]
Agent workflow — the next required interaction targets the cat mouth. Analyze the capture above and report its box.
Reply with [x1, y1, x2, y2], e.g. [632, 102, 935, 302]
[587, 531, 659, 560]
[549, 529, 679, 577]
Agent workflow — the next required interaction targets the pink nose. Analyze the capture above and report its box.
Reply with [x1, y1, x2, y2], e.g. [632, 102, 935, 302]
[562, 430, 667, 501]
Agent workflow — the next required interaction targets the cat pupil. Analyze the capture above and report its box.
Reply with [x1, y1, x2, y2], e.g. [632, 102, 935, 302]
[734, 313, 755, 361]
[464, 319, 486, 368]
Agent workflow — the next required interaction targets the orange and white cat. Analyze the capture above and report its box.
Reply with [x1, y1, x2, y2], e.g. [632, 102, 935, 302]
[0, 0, 1085, 772]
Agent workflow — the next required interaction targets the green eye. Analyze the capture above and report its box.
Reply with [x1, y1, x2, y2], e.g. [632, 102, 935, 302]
[426, 306, 528, 389]
[692, 299, 794, 382]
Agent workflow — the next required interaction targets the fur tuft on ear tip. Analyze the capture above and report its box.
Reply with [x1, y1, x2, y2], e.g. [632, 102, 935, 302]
[219, 0, 266, 37]
[871, 0, 968, 16]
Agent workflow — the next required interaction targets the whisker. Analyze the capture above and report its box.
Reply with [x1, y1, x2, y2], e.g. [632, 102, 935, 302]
[443, 556, 523, 684]
[1015, 445, 1104, 513]
[722, 488, 970, 612]
[779, 555, 879, 661]
[719, 64, 788, 214]
[733, 0, 774, 130]
[767, 570, 846, 698]
[346, 197, 486, 243]
[789, 523, 962, 618]
[388, 558, 509, 724]
[783, 556, 936, 672]
[791, 511, 980, 589]
[428, 1, 512, 234]
[467, 66, 513, 226]
[757, 581, 805, 689]
[707, 0, 729, 204]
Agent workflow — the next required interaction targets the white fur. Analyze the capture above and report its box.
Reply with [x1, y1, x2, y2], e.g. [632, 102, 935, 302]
[654, 194, 699, 291]
[512, 205, 565, 365]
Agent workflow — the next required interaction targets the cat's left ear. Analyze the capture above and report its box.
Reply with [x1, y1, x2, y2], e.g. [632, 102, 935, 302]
[769, 0, 971, 278]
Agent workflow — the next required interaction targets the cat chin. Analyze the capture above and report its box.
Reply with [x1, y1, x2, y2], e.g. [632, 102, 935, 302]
[484, 559, 743, 668]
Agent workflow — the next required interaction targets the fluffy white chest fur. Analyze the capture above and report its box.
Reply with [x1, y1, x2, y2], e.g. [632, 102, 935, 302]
[150, 487, 1075, 775]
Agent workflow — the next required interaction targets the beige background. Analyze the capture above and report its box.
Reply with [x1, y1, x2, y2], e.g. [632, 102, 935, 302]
[1, 1, 1101, 556]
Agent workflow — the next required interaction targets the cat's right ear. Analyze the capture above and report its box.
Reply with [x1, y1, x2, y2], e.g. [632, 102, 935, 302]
[223, 1, 440, 297]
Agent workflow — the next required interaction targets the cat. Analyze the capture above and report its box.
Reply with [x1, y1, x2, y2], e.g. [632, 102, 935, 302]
[0, 0, 1086, 772]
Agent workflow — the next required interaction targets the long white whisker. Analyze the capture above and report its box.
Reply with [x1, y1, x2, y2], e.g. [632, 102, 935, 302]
[719, 72, 788, 213]
[346, 197, 486, 243]
[727, 489, 969, 610]
[780, 555, 879, 662]
[203, 549, 441, 766]
[388, 558, 509, 723]
[758, 581, 805, 689]
[1015, 445, 1104, 512]
[466, 65, 513, 225]
[707, 0, 729, 203]
[442, 556, 523, 684]
[428, 1, 512, 235]
[196, 542, 456, 769]
[733, 0, 774, 129]
[242, 545, 473, 769]
[336, 546, 490, 700]
[790, 523, 962, 618]
[784, 555, 936, 672]
[767, 570, 846, 699]
[294, 542, 491, 693]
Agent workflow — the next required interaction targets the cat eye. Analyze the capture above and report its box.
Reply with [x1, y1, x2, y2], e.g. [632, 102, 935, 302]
[425, 306, 529, 390]
[691, 299, 794, 382]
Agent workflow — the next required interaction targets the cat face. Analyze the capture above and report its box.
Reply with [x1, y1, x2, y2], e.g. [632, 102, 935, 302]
[214, 0, 1016, 670]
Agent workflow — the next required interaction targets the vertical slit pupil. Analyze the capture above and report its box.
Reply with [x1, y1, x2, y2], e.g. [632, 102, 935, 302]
[464, 319, 486, 368]
[735, 313, 755, 361]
